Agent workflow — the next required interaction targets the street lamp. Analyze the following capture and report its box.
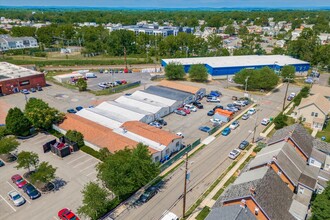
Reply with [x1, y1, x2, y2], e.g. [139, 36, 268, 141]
[245, 76, 250, 94]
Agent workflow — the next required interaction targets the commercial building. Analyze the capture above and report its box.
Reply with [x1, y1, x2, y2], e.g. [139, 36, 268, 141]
[145, 85, 195, 105]
[158, 80, 206, 100]
[0, 35, 38, 51]
[0, 62, 46, 95]
[161, 55, 310, 78]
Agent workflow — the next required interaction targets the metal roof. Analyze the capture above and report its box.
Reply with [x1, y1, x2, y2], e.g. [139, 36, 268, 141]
[144, 85, 192, 101]
[115, 96, 163, 113]
[162, 55, 309, 68]
[0, 62, 42, 82]
[132, 90, 178, 106]
[76, 108, 122, 129]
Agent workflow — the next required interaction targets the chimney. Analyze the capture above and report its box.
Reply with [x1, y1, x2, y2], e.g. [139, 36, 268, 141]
[250, 187, 256, 196]
[272, 156, 277, 161]
[240, 199, 247, 208]
[255, 207, 259, 215]
[122, 127, 127, 133]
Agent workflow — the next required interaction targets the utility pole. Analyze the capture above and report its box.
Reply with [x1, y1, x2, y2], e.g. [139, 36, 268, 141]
[282, 78, 290, 111]
[245, 76, 250, 95]
[252, 109, 261, 143]
[182, 153, 189, 218]
[124, 46, 128, 70]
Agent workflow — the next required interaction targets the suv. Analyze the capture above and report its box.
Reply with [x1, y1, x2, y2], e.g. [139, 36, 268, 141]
[193, 101, 203, 109]
[139, 186, 158, 203]
[22, 183, 41, 200]
[239, 141, 249, 150]
[156, 118, 167, 126]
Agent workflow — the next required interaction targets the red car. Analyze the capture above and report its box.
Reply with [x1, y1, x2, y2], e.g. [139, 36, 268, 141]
[11, 174, 27, 188]
[178, 107, 190, 114]
[58, 208, 80, 220]
[121, 80, 127, 84]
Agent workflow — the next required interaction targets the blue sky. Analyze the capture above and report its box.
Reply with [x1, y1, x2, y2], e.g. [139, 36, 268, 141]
[2, 0, 330, 8]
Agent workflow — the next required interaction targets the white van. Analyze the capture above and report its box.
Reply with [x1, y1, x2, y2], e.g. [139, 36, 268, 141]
[160, 211, 179, 220]
[85, 72, 97, 78]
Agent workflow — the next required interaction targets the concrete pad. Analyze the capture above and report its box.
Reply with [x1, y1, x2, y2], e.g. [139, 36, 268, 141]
[202, 136, 216, 145]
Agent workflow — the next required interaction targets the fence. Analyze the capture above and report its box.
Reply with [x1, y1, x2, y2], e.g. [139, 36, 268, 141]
[111, 81, 141, 93]
[209, 124, 222, 135]
[160, 138, 201, 172]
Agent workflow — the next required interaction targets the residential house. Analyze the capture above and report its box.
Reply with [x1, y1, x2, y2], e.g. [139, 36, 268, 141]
[319, 33, 330, 45]
[206, 204, 257, 220]
[310, 84, 330, 100]
[295, 93, 330, 130]
[275, 40, 285, 48]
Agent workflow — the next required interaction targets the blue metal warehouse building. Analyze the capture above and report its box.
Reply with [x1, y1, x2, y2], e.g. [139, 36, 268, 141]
[161, 55, 310, 78]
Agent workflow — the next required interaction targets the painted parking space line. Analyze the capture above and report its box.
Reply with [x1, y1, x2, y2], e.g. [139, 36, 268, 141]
[67, 155, 86, 165]
[72, 158, 94, 168]
[79, 162, 99, 173]
[86, 171, 97, 177]
[6, 181, 31, 204]
[53, 216, 58, 220]
[0, 194, 16, 212]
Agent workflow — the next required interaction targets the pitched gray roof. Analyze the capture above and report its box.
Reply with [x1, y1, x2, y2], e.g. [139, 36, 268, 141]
[298, 173, 317, 189]
[313, 139, 330, 155]
[216, 168, 295, 220]
[206, 205, 257, 220]
[310, 148, 326, 163]
[268, 124, 314, 158]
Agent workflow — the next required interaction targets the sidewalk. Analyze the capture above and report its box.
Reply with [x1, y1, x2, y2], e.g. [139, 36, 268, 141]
[188, 145, 256, 220]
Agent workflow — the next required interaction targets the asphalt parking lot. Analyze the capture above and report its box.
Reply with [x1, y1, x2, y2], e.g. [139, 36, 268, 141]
[0, 133, 100, 220]
[163, 87, 253, 145]
[86, 71, 152, 91]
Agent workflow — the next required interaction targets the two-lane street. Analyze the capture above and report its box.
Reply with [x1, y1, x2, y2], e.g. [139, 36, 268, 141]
[116, 84, 301, 220]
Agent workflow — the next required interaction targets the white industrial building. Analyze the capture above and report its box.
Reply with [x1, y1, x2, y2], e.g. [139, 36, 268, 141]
[96, 101, 154, 123]
[75, 108, 122, 130]
[131, 90, 182, 112]
[115, 95, 170, 119]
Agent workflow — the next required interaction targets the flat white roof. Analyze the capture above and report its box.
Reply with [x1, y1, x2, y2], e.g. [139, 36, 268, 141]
[0, 62, 42, 81]
[76, 108, 122, 129]
[115, 96, 163, 113]
[162, 55, 309, 68]
[96, 102, 147, 122]
[132, 90, 178, 106]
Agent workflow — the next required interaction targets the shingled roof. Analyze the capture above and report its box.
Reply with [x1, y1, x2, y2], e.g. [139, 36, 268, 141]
[206, 205, 256, 220]
[313, 139, 330, 155]
[268, 123, 314, 158]
[216, 168, 295, 220]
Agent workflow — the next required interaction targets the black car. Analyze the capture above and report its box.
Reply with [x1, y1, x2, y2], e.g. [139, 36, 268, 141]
[232, 104, 241, 110]
[193, 101, 204, 109]
[30, 87, 36, 93]
[22, 184, 41, 199]
[0, 159, 4, 167]
[156, 118, 167, 126]
[213, 105, 223, 111]
[239, 141, 250, 150]
[115, 80, 122, 85]
[36, 86, 43, 91]
[139, 186, 158, 203]
[207, 110, 215, 116]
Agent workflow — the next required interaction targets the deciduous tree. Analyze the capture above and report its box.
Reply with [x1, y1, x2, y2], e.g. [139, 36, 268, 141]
[78, 182, 113, 220]
[97, 143, 159, 199]
[66, 130, 84, 147]
[0, 137, 19, 155]
[16, 151, 39, 172]
[76, 78, 87, 91]
[189, 64, 208, 82]
[30, 161, 56, 184]
[281, 65, 296, 82]
[6, 107, 31, 136]
[165, 62, 185, 80]
[311, 182, 330, 220]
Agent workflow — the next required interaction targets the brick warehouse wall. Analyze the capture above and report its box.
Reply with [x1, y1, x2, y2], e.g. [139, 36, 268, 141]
[0, 73, 46, 95]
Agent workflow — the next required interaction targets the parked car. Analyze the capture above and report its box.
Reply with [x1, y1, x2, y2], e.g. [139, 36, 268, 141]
[210, 118, 222, 124]
[207, 97, 220, 103]
[239, 141, 250, 150]
[287, 96, 293, 101]
[233, 101, 246, 107]
[156, 118, 167, 126]
[11, 174, 27, 188]
[58, 208, 80, 220]
[174, 109, 187, 116]
[193, 101, 203, 109]
[21, 89, 29, 94]
[242, 113, 250, 120]
[247, 108, 256, 115]
[228, 149, 241, 159]
[139, 186, 158, 203]
[213, 105, 223, 111]
[178, 107, 190, 114]
[184, 104, 197, 112]
[209, 90, 222, 97]
[75, 106, 83, 111]
[22, 183, 41, 200]
[261, 118, 270, 126]
[232, 104, 242, 110]
[221, 127, 231, 136]
[229, 121, 240, 130]
[225, 106, 238, 112]
[8, 191, 25, 206]
[121, 80, 127, 84]
[289, 92, 296, 97]
[232, 96, 238, 101]
[67, 109, 77, 114]
[305, 77, 314, 84]
[36, 85, 43, 91]
[207, 110, 215, 116]
[115, 80, 122, 85]
[98, 82, 110, 89]
[176, 132, 184, 138]
[0, 159, 4, 167]
[30, 87, 36, 93]
[199, 126, 211, 133]
[149, 121, 162, 129]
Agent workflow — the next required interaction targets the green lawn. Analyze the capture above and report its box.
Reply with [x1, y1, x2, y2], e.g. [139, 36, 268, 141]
[196, 206, 211, 220]
[316, 122, 330, 143]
